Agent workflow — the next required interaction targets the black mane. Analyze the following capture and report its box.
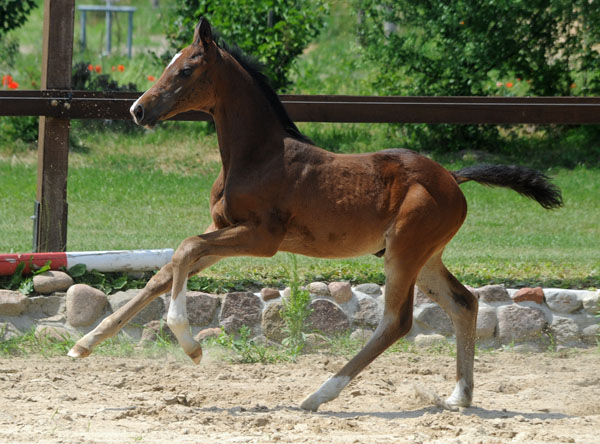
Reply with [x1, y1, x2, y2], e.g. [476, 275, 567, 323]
[214, 34, 312, 144]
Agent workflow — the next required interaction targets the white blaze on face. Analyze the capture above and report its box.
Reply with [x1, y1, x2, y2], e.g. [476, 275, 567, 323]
[167, 51, 182, 69]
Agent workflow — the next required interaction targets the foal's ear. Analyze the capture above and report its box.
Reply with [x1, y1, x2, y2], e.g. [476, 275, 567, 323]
[193, 17, 213, 48]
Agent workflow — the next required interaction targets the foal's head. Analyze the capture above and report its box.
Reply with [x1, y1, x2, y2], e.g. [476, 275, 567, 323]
[130, 18, 219, 128]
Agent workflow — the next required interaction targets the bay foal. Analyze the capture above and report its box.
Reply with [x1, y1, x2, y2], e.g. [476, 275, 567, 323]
[69, 19, 562, 412]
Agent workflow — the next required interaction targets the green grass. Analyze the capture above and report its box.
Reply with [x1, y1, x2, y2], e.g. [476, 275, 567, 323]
[2, 149, 597, 289]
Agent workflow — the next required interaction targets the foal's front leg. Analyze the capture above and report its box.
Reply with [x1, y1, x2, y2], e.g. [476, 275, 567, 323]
[167, 223, 282, 356]
[68, 256, 218, 360]
[166, 277, 203, 363]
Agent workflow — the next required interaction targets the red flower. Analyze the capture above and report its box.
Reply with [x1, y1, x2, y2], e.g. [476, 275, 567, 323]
[506, 82, 514, 88]
[95, 65, 102, 73]
[87, 64, 94, 72]
[147, 75, 156, 81]
[8, 80, 18, 89]
[117, 64, 125, 72]
[2, 75, 13, 86]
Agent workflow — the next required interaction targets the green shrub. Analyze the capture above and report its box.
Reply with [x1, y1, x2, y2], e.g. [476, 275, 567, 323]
[165, 0, 328, 91]
[0, 0, 37, 36]
[356, 0, 600, 151]
[281, 254, 312, 355]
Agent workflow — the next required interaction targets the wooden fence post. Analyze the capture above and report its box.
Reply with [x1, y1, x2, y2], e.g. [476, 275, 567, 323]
[34, 0, 75, 252]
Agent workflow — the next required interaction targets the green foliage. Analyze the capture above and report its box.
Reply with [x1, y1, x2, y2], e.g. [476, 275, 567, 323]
[165, 0, 328, 90]
[0, 260, 51, 295]
[68, 264, 148, 295]
[356, 0, 600, 151]
[0, 116, 38, 148]
[211, 326, 285, 364]
[0, 327, 74, 358]
[0, 0, 37, 36]
[280, 254, 313, 354]
[0, 34, 19, 69]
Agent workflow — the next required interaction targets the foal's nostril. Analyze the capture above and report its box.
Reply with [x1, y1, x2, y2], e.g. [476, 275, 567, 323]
[134, 104, 144, 122]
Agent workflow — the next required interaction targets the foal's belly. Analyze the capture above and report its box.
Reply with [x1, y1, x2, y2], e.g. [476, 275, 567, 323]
[279, 219, 387, 259]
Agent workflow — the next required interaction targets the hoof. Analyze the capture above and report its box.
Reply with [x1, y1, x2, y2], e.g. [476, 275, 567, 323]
[443, 396, 471, 410]
[444, 379, 472, 410]
[300, 394, 320, 412]
[67, 343, 91, 359]
[188, 346, 203, 365]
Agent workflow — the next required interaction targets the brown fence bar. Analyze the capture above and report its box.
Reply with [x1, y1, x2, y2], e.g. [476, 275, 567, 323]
[2, 91, 600, 124]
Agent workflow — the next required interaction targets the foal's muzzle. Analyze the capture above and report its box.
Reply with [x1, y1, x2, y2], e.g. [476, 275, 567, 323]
[130, 98, 146, 126]
[132, 104, 144, 124]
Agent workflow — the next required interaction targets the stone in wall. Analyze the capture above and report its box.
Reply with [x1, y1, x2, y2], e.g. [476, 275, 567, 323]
[140, 320, 176, 343]
[33, 271, 73, 294]
[476, 305, 497, 340]
[108, 289, 164, 326]
[414, 333, 446, 348]
[195, 327, 223, 342]
[413, 286, 432, 305]
[306, 299, 350, 334]
[0, 321, 20, 340]
[66, 284, 108, 327]
[25, 295, 65, 319]
[0, 290, 28, 316]
[352, 298, 382, 329]
[581, 291, 599, 315]
[308, 282, 330, 297]
[582, 324, 600, 345]
[544, 290, 582, 314]
[414, 304, 454, 336]
[350, 328, 373, 342]
[219, 292, 262, 334]
[549, 317, 581, 346]
[497, 304, 547, 344]
[354, 283, 381, 297]
[477, 285, 511, 303]
[512, 287, 544, 304]
[328, 282, 353, 304]
[35, 324, 73, 341]
[260, 288, 280, 302]
[164, 291, 220, 326]
[261, 301, 286, 343]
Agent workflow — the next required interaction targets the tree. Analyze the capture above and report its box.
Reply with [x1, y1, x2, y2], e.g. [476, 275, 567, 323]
[356, 0, 600, 151]
[0, 0, 37, 36]
[165, 0, 328, 91]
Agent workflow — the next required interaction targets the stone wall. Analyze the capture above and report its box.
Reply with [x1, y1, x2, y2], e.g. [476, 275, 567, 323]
[0, 271, 598, 351]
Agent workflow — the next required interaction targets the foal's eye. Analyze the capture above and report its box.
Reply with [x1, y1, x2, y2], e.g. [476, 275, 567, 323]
[180, 68, 193, 77]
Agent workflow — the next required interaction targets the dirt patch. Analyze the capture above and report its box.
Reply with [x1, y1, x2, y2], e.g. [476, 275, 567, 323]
[1, 349, 599, 443]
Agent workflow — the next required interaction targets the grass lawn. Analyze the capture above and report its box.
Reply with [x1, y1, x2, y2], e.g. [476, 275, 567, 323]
[1, 122, 598, 289]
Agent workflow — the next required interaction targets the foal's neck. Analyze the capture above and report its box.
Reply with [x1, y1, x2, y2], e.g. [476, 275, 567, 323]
[212, 55, 287, 173]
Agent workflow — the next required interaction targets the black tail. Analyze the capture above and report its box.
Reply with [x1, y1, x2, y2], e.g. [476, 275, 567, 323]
[451, 164, 563, 209]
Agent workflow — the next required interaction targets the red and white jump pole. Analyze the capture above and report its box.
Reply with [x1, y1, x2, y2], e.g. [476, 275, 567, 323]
[0, 249, 174, 276]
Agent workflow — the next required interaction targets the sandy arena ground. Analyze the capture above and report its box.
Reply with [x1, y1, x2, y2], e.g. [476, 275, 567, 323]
[1, 348, 599, 444]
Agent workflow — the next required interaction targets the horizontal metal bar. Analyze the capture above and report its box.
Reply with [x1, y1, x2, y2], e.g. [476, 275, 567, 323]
[77, 6, 136, 12]
[1, 90, 600, 124]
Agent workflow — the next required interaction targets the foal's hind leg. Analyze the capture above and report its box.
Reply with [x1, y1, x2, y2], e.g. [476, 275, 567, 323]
[416, 252, 478, 408]
[301, 245, 425, 411]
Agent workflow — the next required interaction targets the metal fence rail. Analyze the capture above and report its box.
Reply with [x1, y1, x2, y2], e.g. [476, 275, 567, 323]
[2, 90, 600, 124]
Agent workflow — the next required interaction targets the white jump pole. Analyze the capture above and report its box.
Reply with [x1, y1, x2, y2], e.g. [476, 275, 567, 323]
[0, 249, 174, 275]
